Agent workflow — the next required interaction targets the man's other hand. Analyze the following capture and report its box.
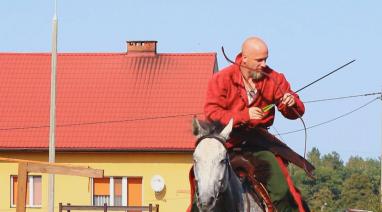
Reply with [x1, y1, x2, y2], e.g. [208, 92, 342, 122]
[281, 93, 295, 107]
[249, 107, 264, 119]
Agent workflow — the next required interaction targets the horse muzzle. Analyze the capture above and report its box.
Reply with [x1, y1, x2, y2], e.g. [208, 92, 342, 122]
[197, 192, 219, 212]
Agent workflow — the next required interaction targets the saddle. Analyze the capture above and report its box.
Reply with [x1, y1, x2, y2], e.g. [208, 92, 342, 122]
[230, 150, 274, 212]
[227, 127, 314, 212]
[230, 127, 315, 179]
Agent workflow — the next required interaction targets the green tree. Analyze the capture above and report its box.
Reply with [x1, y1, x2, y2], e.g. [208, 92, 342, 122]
[339, 173, 375, 210]
[343, 156, 381, 211]
[308, 187, 335, 212]
[307, 147, 321, 167]
[321, 151, 343, 170]
[318, 152, 345, 201]
[289, 148, 380, 211]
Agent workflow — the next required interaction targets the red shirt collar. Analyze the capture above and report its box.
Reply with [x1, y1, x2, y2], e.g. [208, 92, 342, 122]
[231, 53, 243, 85]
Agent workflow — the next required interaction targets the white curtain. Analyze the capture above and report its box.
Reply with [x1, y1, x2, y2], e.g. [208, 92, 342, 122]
[93, 195, 110, 206]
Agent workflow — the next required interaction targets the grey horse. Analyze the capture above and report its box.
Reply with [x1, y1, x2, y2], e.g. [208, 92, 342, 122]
[191, 118, 264, 212]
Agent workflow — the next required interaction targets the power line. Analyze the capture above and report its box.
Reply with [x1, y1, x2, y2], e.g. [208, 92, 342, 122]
[277, 97, 379, 136]
[272, 126, 286, 142]
[303, 92, 381, 103]
[0, 93, 379, 132]
[0, 113, 203, 132]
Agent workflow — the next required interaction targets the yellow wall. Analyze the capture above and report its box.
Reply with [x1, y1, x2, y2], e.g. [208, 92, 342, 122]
[0, 152, 193, 212]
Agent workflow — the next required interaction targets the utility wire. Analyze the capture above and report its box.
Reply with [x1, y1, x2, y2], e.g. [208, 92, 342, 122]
[0, 113, 203, 132]
[272, 126, 286, 143]
[0, 92, 379, 132]
[277, 97, 379, 136]
[303, 92, 381, 103]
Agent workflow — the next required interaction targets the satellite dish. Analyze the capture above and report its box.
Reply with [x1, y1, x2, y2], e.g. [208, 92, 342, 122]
[150, 175, 165, 192]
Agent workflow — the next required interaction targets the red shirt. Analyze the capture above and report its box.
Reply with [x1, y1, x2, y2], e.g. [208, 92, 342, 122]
[204, 54, 305, 128]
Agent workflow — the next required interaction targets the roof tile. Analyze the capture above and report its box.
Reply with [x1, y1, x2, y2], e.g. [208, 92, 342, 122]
[0, 52, 216, 151]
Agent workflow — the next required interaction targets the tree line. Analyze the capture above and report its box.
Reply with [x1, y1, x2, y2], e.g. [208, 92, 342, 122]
[290, 147, 380, 212]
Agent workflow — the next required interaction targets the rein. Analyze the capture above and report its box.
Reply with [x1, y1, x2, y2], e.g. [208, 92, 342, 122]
[194, 134, 232, 203]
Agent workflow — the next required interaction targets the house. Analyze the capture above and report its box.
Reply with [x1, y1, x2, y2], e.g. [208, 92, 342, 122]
[0, 41, 217, 211]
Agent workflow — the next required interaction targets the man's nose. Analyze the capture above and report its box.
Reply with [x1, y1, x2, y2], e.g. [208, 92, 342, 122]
[260, 61, 266, 68]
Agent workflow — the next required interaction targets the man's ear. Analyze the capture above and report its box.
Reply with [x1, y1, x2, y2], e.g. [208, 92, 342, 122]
[219, 119, 233, 140]
[242, 54, 247, 64]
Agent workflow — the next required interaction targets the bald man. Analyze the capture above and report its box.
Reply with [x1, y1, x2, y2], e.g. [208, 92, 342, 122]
[203, 37, 309, 211]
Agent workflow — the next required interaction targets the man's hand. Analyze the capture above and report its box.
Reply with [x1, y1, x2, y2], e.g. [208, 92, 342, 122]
[249, 107, 264, 119]
[281, 93, 295, 107]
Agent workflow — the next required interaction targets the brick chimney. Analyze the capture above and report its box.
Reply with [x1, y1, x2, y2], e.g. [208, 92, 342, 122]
[126, 41, 157, 55]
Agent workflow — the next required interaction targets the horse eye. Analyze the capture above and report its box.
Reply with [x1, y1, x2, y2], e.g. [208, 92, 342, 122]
[220, 159, 228, 164]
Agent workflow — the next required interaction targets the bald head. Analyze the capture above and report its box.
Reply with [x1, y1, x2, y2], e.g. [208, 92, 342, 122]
[241, 37, 269, 80]
[241, 37, 268, 57]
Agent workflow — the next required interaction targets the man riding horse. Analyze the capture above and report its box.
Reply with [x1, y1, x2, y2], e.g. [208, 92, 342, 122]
[199, 37, 311, 211]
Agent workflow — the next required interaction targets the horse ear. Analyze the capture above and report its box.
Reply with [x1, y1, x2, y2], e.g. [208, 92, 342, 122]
[220, 118, 233, 140]
[192, 117, 207, 138]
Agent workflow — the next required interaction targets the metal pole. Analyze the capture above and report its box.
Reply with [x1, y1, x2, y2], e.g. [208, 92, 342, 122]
[48, 0, 58, 211]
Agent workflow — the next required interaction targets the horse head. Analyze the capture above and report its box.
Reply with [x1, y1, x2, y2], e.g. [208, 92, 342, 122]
[192, 118, 234, 211]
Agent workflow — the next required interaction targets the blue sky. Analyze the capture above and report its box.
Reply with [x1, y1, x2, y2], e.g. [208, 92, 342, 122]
[1, 0, 381, 161]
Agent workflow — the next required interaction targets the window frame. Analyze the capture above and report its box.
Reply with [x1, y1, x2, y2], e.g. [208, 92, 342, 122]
[92, 176, 137, 206]
[10, 175, 42, 208]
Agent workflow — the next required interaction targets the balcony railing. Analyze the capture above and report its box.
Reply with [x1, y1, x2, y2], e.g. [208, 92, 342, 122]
[59, 203, 159, 212]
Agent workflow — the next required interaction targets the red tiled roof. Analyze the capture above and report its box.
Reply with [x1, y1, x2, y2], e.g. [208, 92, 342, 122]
[0, 52, 217, 151]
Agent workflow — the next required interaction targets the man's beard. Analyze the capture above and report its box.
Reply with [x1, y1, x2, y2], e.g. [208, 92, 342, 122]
[251, 71, 264, 80]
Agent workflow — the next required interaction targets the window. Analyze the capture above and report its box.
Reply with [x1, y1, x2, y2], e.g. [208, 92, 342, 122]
[92, 177, 142, 206]
[11, 175, 42, 207]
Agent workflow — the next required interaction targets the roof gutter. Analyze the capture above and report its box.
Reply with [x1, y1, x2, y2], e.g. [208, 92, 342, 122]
[0, 148, 193, 153]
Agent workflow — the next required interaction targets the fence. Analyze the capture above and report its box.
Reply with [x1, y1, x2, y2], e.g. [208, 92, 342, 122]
[59, 203, 159, 212]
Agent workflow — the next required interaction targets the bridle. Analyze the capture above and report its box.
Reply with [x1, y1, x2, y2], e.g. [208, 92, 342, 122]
[194, 134, 232, 204]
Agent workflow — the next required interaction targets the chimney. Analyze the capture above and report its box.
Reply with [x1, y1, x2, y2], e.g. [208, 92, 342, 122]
[126, 40, 157, 55]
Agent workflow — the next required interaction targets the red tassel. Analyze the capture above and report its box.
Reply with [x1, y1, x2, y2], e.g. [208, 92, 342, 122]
[276, 156, 305, 212]
[187, 166, 196, 212]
